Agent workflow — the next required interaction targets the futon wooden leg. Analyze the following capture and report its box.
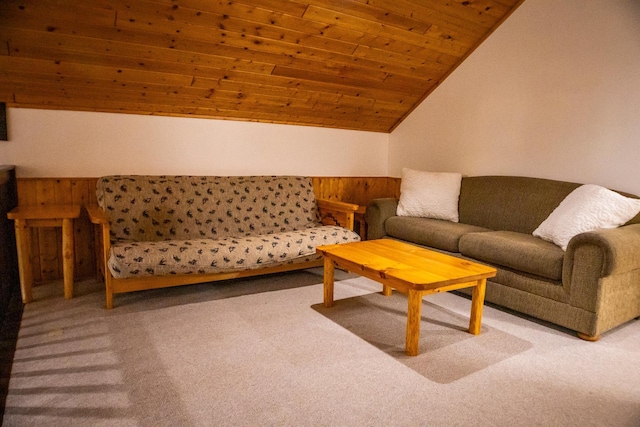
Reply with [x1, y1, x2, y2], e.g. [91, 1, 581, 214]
[323, 257, 335, 308]
[105, 271, 114, 310]
[100, 225, 114, 309]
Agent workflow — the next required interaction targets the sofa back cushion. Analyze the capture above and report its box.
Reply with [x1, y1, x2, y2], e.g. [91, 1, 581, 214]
[458, 176, 581, 234]
[459, 176, 640, 234]
[97, 175, 321, 243]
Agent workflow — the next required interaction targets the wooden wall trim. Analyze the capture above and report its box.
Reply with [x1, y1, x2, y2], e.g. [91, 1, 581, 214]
[14, 176, 400, 285]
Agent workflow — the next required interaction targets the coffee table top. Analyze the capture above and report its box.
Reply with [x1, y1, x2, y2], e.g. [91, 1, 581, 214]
[317, 239, 497, 292]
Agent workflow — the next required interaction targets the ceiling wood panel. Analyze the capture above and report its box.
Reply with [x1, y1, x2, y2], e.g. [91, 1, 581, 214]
[0, 0, 524, 133]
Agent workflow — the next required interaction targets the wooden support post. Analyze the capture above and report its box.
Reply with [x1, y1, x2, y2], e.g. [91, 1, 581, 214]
[62, 218, 74, 299]
[406, 289, 423, 356]
[382, 284, 392, 296]
[323, 256, 335, 308]
[101, 224, 114, 309]
[14, 219, 33, 303]
[469, 279, 486, 335]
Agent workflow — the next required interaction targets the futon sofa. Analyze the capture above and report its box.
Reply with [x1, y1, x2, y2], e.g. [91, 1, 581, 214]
[366, 175, 640, 340]
[88, 175, 360, 308]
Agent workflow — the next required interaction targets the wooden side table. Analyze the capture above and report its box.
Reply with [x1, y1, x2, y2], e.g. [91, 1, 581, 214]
[7, 204, 81, 303]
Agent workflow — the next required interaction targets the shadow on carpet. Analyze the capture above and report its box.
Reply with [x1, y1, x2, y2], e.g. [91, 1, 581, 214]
[312, 292, 533, 384]
[40, 267, 353, 315]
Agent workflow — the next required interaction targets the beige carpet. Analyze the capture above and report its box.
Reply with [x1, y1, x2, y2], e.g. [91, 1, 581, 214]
[312, 292, 533, 384]
[3, 268, 640, 426]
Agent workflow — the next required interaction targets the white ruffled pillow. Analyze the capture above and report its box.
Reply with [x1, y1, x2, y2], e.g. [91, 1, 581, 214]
[533, 184, 640, 250]
[396, 168, 462, 222]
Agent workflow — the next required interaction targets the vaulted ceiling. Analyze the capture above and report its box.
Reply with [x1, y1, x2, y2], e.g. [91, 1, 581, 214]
[0, 0, 523, 133]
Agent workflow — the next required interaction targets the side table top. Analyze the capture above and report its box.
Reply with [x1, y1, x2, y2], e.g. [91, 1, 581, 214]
[7, 204, 82, 220]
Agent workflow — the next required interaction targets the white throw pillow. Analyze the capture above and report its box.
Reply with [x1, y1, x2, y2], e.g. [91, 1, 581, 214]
[396, 168, 462, 222]
[533, 184, 640, 250]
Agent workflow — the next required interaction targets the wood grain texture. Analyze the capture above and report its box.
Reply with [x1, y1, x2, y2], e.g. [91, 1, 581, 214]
[15, 178, 98, 284]
[15, 176, 399, 284]
[8, 204, 81, 302]
[316, 239, 496, 356]
[0, 0, 524, 132]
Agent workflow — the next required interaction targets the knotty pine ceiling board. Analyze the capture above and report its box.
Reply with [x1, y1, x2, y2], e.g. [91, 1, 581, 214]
[0, 0, 524, 133]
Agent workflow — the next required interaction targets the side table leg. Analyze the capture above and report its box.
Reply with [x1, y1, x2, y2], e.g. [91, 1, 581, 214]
[62, 218, 75, 299]
[323, 256, 335, 308]
[406, 289, 423, 356]
[469, 279, 487, 335]
[14, 219, 33, 304]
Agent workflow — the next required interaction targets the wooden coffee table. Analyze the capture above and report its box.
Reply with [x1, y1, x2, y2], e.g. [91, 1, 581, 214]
[317, 239, 497, 356]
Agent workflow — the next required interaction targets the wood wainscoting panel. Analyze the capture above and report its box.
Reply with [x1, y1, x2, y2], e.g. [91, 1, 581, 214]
[312, 176, 400, 206]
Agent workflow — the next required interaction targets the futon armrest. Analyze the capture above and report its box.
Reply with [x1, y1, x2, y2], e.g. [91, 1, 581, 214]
[86, 205, 111, 255]
[86, 205, 114, 307]
[365, 198, 398, 240]
[316, 199, 359, 212]
[316, 199, 359, 230]
[86, 205, 110, 224]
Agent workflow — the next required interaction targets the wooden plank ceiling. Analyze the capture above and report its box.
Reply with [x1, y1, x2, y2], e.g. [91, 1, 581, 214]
[0, 0, 523, 133]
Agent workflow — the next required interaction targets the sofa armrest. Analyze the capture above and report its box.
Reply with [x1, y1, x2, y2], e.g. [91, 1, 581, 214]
[364, 198, 398, 240]
[563, 223, 640, 316]
[316, 199, 359, 231]
[565, 223, 640, 279]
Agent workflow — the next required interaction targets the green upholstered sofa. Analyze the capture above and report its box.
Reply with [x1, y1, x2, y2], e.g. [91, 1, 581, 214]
[365, 176, 640, 341]
[88, 175, 360, 308]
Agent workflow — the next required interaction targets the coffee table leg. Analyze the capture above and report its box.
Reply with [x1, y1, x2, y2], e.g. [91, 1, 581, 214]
[382, 284, 392, 296]
[469, 279, 487, 335]
[323, 256, 335, 308]
[406, 289, 423, 356]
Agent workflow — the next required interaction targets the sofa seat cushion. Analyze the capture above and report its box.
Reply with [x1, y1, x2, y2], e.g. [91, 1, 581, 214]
[385, 216, 490, 253]
[108, 225, 360, 279]
[459, 231, 565, 281]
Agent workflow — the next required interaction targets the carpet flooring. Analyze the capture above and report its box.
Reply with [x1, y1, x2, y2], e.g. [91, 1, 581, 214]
[312, 292, 533, 384]
[0, 287, 23, 425]
[2, 268, 640, 426]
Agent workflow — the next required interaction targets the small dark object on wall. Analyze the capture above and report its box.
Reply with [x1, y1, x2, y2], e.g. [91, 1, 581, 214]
[0, 103, 7, 141]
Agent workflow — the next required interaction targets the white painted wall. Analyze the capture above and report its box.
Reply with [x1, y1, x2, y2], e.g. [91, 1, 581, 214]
[0, 108, 389, 178]
[390, 0, 640, 195]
